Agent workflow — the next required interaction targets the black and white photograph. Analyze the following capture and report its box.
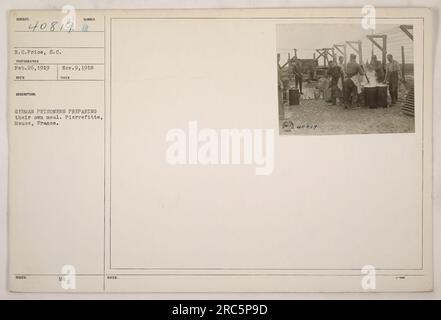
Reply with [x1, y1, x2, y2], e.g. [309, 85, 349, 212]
[2, 4, 437, 300]
[277, 23, 415, 135]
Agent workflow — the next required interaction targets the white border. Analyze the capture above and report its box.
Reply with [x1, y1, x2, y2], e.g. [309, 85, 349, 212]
[0, 0, 439, 299]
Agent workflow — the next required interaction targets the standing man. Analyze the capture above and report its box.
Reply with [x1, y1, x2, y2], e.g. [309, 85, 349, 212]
[369, 55, 385, 83]
[344, 53, 365, 109]
[307, 60, 317, 83]
[337, 56, 346, 103]
[292, 58, 303, 94]
[385, 54, 401, 105]
[338, 56, 346, 74]
[326, 60, 344, 105]
[277, 54, 284, 119]
[281, 59, 292, 103]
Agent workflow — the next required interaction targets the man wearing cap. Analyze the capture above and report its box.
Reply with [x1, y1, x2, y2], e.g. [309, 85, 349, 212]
[291, 58, 304, 94]
[369, 55, 385, 83]
[385, 54, 401, 105]
[344, 53, 365, 109]
[326, 60, 344, 105]
[337, 56, 346, 103]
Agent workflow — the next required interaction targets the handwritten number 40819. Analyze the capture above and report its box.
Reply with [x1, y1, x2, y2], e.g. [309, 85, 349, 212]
[28, 21, 76, 32]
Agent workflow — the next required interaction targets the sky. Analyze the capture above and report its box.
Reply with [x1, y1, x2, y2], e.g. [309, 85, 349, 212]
[277, 23, 414, 66]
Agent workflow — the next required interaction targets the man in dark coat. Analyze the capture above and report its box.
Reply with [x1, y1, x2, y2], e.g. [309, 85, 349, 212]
[385, 54, 401, 105]
[344, 54, 365, 109]
[326, 60, 344, 105]
[369, 55, 385, 83]
[290, 59, 303, 94]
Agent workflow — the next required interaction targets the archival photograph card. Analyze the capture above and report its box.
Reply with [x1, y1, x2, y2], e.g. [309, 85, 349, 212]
[8, 8, 433, 293]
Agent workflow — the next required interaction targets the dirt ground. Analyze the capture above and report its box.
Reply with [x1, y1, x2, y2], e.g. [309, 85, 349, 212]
[279, 82, 415, 135]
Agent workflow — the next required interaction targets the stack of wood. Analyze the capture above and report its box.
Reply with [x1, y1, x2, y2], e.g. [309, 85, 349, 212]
[401, 84, 415, 116]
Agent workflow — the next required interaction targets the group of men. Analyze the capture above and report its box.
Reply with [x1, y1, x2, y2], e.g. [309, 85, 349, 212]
[326, 53, 402, 108]
[278, 53, 402, 109]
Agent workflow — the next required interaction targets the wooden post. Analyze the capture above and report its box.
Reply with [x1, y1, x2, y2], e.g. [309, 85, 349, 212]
[280, 48, 298, 69]
[343, 44, 347, 66]
[358, 40, 363, 65]
[333, 44, 347, 65]
[315, 48, 333, 67]
[346, 41, 361, 63]
[367, 35, 387, 67]
[401, 45, 406, 82]
[400, 25, 414, 41]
